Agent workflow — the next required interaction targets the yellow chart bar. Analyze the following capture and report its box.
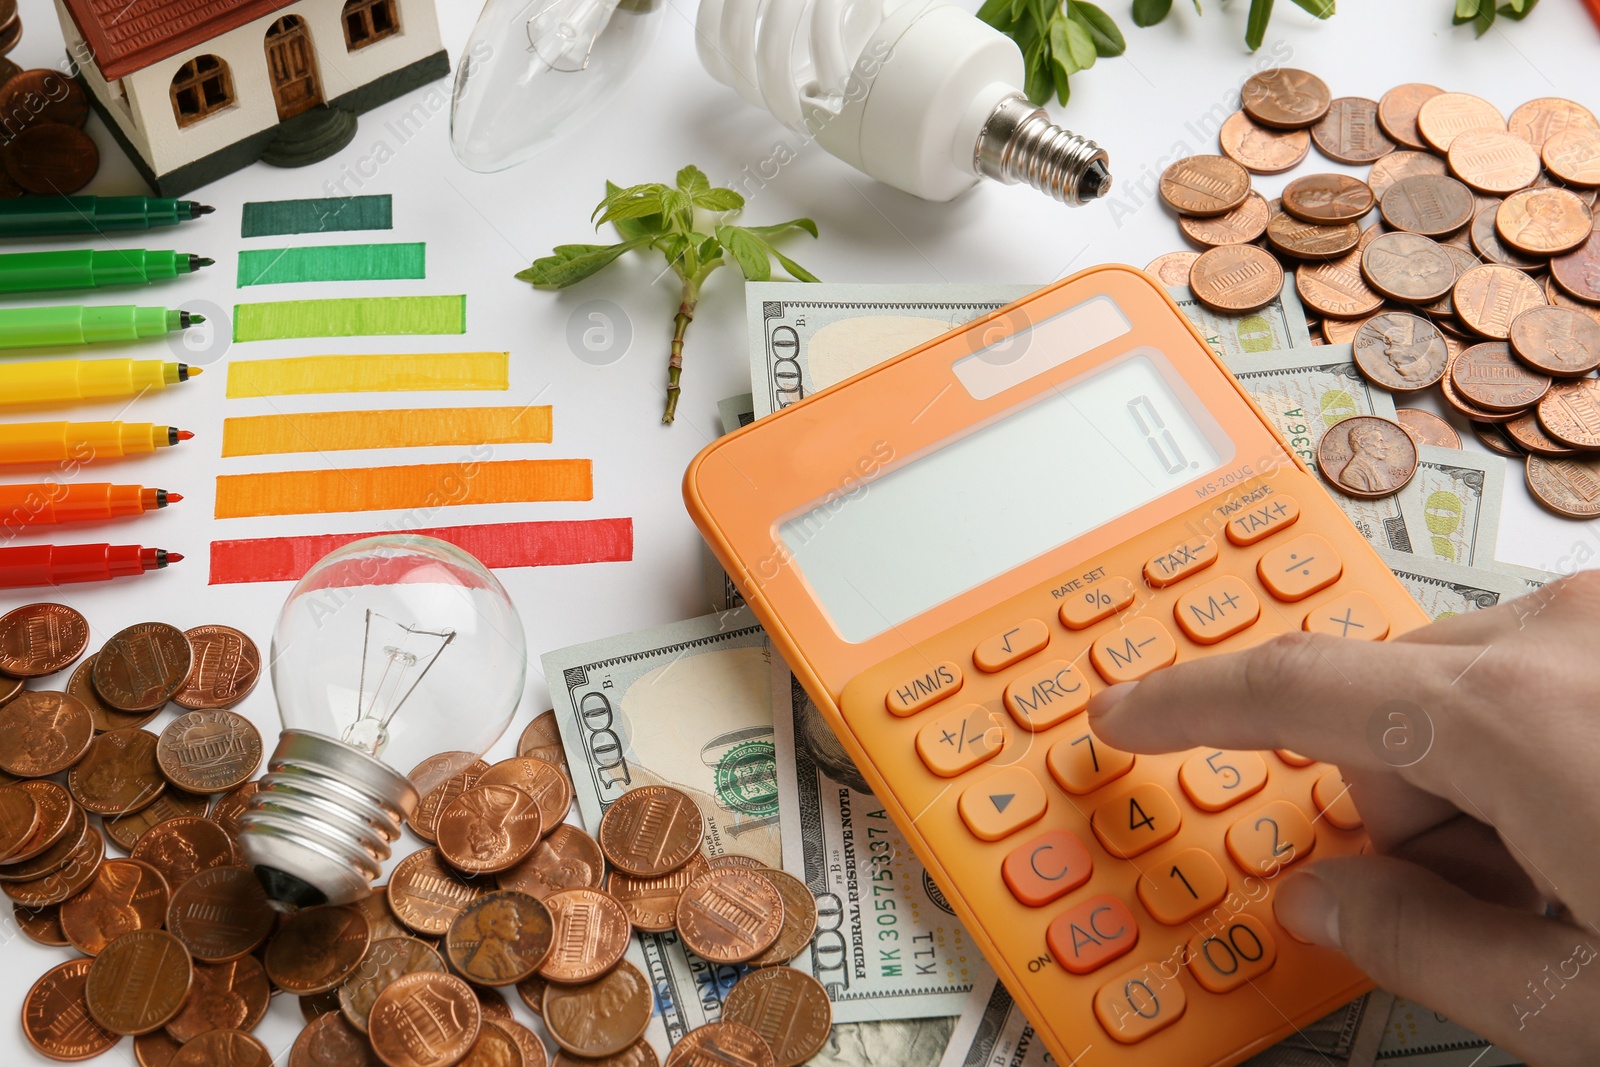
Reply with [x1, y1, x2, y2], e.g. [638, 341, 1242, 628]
[221, 407, 554, 457]
[226, 352, 509, 397]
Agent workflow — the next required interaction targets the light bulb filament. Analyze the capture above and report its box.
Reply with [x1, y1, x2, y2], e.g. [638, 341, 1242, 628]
[345, 610, 457, 756]
[525, 0, 617, 72]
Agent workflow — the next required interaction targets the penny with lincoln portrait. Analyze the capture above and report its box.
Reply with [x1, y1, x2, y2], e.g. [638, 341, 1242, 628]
[0, 690, 93, 778]
[496, 823, 606, 903]
[163, 955, 271, 1043]
[289, 1010, 386, 1067]
[1352, 312, 1451, 391]
[445, 889, 555, 986]
[68, 726, 166, 816]
[477, 756, 573, 838]
[5, 780, 74, 864]
[437, 784, 543, 875]
[59, 858, 169, 956]
[1508, 306, 1600, 377]
[543, 959, 653, 1058]
[1316, 415, 1420, 499]
[129, 815, 236, 891]
[266, 903, 372, 994]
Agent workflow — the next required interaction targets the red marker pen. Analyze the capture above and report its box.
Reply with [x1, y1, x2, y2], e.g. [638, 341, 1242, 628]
[0, 543, 183, 587]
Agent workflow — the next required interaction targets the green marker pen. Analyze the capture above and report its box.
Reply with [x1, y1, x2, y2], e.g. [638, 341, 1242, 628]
[0, 196, 215, 238]
[0, 306, 207, 350]
[0, 250, 214, 294]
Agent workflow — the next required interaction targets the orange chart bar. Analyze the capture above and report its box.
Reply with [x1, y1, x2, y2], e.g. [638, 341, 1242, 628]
[221, 407, 554, 457]
[215, 459, 592, 518]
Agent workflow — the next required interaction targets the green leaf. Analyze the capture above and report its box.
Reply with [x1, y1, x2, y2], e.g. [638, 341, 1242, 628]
[1131, 0, 1173, 26]
[593, 184, 670, 227]
[716, 226, 772, 282]
[767, 245, 820, 283]
[1286, 0, 1333, 16]
[692, 188, 745, 212]
[1499, 0, 1536, 18]
[1062, 16, 1098, 67]
[1068, 2, 1127, 54]
[1051, 58, 1073, 105]
[676, 165, 711, 198]
[740, 218, 820, 240]
[1023, 58, 1052, 105]
[602, 181, 664, 241]
[1454, 0, 1480, 17]
[1049, 19, 1080, 74]
[1191, 0, 1201, 12]
[514, 239, 648, 288]
[977, 0, 1012, 24]
[1245, 0, 1274, 48]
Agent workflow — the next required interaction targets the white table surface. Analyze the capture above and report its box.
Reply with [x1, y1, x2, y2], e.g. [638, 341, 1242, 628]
[3, 0, 1597, 1060]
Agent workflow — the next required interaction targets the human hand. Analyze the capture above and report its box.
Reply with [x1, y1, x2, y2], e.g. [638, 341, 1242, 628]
[1087, 571, 1600, 1065]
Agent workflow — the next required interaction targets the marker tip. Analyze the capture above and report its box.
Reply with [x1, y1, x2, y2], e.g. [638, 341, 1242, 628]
[176, 429, 195, 441]
[166, 492, 184, 503]
[166, 552, 185, 564]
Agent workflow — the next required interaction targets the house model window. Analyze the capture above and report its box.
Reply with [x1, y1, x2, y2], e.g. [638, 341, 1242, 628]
[344, 0, 401, 50]
[170, 54, 234, 127]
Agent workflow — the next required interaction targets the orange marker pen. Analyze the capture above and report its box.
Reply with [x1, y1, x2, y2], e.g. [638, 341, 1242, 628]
[0, 483, 181, 526]
[0, 421, 194, 465]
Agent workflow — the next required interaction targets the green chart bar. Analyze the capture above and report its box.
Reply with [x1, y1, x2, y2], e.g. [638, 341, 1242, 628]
[233, 295, 465, 341]
[237, 243, 426, 286]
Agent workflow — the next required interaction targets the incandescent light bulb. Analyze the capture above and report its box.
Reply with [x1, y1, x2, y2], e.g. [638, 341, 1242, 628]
[238, 536, 527, 908]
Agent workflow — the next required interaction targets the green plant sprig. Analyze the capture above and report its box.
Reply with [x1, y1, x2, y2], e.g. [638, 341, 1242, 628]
[1452, 0, 1539, 35]
[978, 0, 1126, 106]
[517, 166, 819, 424]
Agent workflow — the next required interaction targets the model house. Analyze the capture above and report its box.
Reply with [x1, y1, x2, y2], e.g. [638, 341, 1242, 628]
[53, 0, 449, 195]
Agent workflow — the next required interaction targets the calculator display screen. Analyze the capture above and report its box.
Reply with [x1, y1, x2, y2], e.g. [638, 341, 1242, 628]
[778, 351, 1230, 642]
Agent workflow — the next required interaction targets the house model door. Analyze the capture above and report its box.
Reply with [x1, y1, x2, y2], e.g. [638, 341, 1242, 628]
[265, 15, 324, 120]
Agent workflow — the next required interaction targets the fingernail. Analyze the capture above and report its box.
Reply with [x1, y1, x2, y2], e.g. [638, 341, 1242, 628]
[1088, 681, 1138, 720]
[1273, 870, 1340, 949]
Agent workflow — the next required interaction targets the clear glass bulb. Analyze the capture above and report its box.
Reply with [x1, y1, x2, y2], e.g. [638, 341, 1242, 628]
[449, 0, 663, 172]
[238, 536, 527, 907]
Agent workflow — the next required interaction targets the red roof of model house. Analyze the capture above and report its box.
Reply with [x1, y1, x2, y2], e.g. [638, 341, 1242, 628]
[61, 0, 301, 80]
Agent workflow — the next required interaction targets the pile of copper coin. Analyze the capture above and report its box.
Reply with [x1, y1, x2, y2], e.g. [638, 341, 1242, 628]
[0, 47, 101, 198]
[1148, 69, 1600, 519]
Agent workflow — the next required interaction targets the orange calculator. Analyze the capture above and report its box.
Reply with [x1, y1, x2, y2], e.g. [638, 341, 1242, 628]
[684, 265, 1427, 1066]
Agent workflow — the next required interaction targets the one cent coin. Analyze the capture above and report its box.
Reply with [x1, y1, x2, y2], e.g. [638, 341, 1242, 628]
[94, 623, 193, 713]
[1508, 97, 1600, 149]
[60, 857, 169, 955]
[368, 972, 481, 1067]
[542, 959, 651, 1058]
[166, 864, 276, 961]
[301, 990, 343, 1023]
[23, 959, 120, 1061]
[475, 986, 514, 1020]
[478, 756, 573, 837]
[129, 815, 235, 889]
[208, 780, 259, 838]
[0, 690, 92, 776]
[1538, 379, 1600, 449]
[1316, 415, 1420, 498]
[156, 709, 262, 793]
[539, 888, 631, 984]
[722, 967, 833, 1067]
[496, 1020, 549, 1067]
[290, 1010, 386, 1067]
[1189, 244, 1284, 314]
[747, 869, 819, 967]
[1297, 252, 1384, 320]
[1158, 155, 1251, 217]
[388, 845, 486, 936]
[169, 1030, 272, 1067]
[1527, 454, 1600, 517]
[1310, 97, 1394, 165]
[3, 819, 103, 906]
[84, 928, 193, 1035]
[1179, 190, 1270, 247]
[0, 602, 88, 677]
[608, 853, 710, 933]
[104, 790, 210, 853]
[164, 955, 272, 1042]
[172, 625, 261, 709]
[1547, 273, 1600, 330]
[664, 1022, 776, 1067]
[410, 759, 487, 843]
[1377, 83, 1444, 151]
[1505, 410, 1576, 456]
[516, 973, 547, 1017]
[1498, 188, 1594, 256]
[1381, 175, 1476, 237]
[676, 868, 785, 965]
[0, 781, 38, 859]
[1361, 232, 1456, 303]
[1397, 408, 1462, 449]
[437, 783, 543, 875]
[1241, 68, 1330, 129]
[1509, 305, 1600, 377]
[1551, 229, 1600, 303]
[459, 1021, 524, 1067]
[0, 802, 86, 882]
[517, 710, 567, 768]
[134, 1030, 184, 1067]
[69, 726, 166, 815]
[598, 785, 705, 877]
[1470, 203, 1546, 272]
[1453, 264, 1547, 339]
[1264, 213, 1360, 261]
[339, 936, 446, 1032]
[1451, 341, 1552, 412]
[553, 1043, 658, 1067]
[1219, 109, 1309, 174]
[1471, 419, 1526, 455]
[266, 902, 372, 994]
[1448, 129, 1542, 195]
[2, 122, 98, 193]
[446, 889, 555, 986]
[1282, 174, 1375, 225]
[15, 901, 70, 945]
[1143, 250, 1199, 287]
[496, 823, 606, 902]
[706, 854, 770, 871]
[1417, 91, 1506, 152]
[0, 69, 88, 127]
[69, 654, 156, 733]
[1543, 129, 1600, 188]
[0, 673, 19, 708]
[353, 884, 413, 941]
[1367, 150, 1449, 202]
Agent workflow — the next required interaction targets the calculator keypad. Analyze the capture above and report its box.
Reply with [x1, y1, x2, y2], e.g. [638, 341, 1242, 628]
[1092, 783, 1183, 858]
[973, 619, 1051, 673]
[1047, 894, 1140, 974]
[1002, 660, 1090, 731]
[884, 660, 963, 716]
[1002, 829, 1093, 907]
[1089, 617, 1178, 684]
[1134, 847, 1228, 924]
[916, 704, 1005, 777]
[959, 765, 1047, 841]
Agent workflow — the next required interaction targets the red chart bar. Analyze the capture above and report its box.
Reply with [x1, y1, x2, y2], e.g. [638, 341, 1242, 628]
[210, 518, 633, 585]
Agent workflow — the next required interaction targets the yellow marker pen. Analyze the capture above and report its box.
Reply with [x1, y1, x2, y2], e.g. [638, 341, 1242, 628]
[0, 421, 195, 465]
[0, 359, 201, 408]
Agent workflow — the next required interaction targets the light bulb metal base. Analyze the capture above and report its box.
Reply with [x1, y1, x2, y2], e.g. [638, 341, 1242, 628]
[975, 93, 1112, 206]
[237, 730, 419, 908]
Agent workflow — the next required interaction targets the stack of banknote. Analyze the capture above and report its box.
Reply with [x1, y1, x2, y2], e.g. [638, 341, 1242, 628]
[546, 279, 1551, 1067]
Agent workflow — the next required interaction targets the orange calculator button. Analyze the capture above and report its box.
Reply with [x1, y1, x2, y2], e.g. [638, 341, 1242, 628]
[1143, 537, 1219, 588]
[1059, 577, 1136, 630]
[1003, 829, 1093, 907]
[1303, 590, 1390, 641]
[1224, 494, 1301, 546]
[1178, 749, 1268, 812]
[1090, 618, 1178, 685]
[1313, 772, 1363, 830]
[1047, 894, 1139, 975]
[1047, 727, 1135, 795]
[959, 766, 1047, 842]
[1092, 783, 1182, 859]
[1275, 749, 1315, 768]
[1093, 961, 1187, 1044]
[885, 660, 963, 717]
[1135, 847, 1228, 925]
[1258, 534, 1343, 602]
[1003, 660, 1090, 731]
[1173, 576, 1261, 645]
[1226, 800, 1317, 876]
[973, 619, 1050, 673]
[916, 704, 1005, 778]
[1185, 914, 1278, 994]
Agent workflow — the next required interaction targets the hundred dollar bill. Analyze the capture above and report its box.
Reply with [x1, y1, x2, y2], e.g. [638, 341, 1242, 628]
[1396, 446, 1505, 569]
[1227, 345, 1418, 554]
[1493, 558, 1560, 594]
[718, 392, 755, 435]
[1377, 547, 1532, 621]
[771, 653, 982, 1022]
[1376, 995, 1520, 1066]
[745, 281, 1312, 417]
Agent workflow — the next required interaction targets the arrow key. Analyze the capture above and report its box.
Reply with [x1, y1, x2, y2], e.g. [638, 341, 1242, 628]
[959, 765, 1047, 842]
